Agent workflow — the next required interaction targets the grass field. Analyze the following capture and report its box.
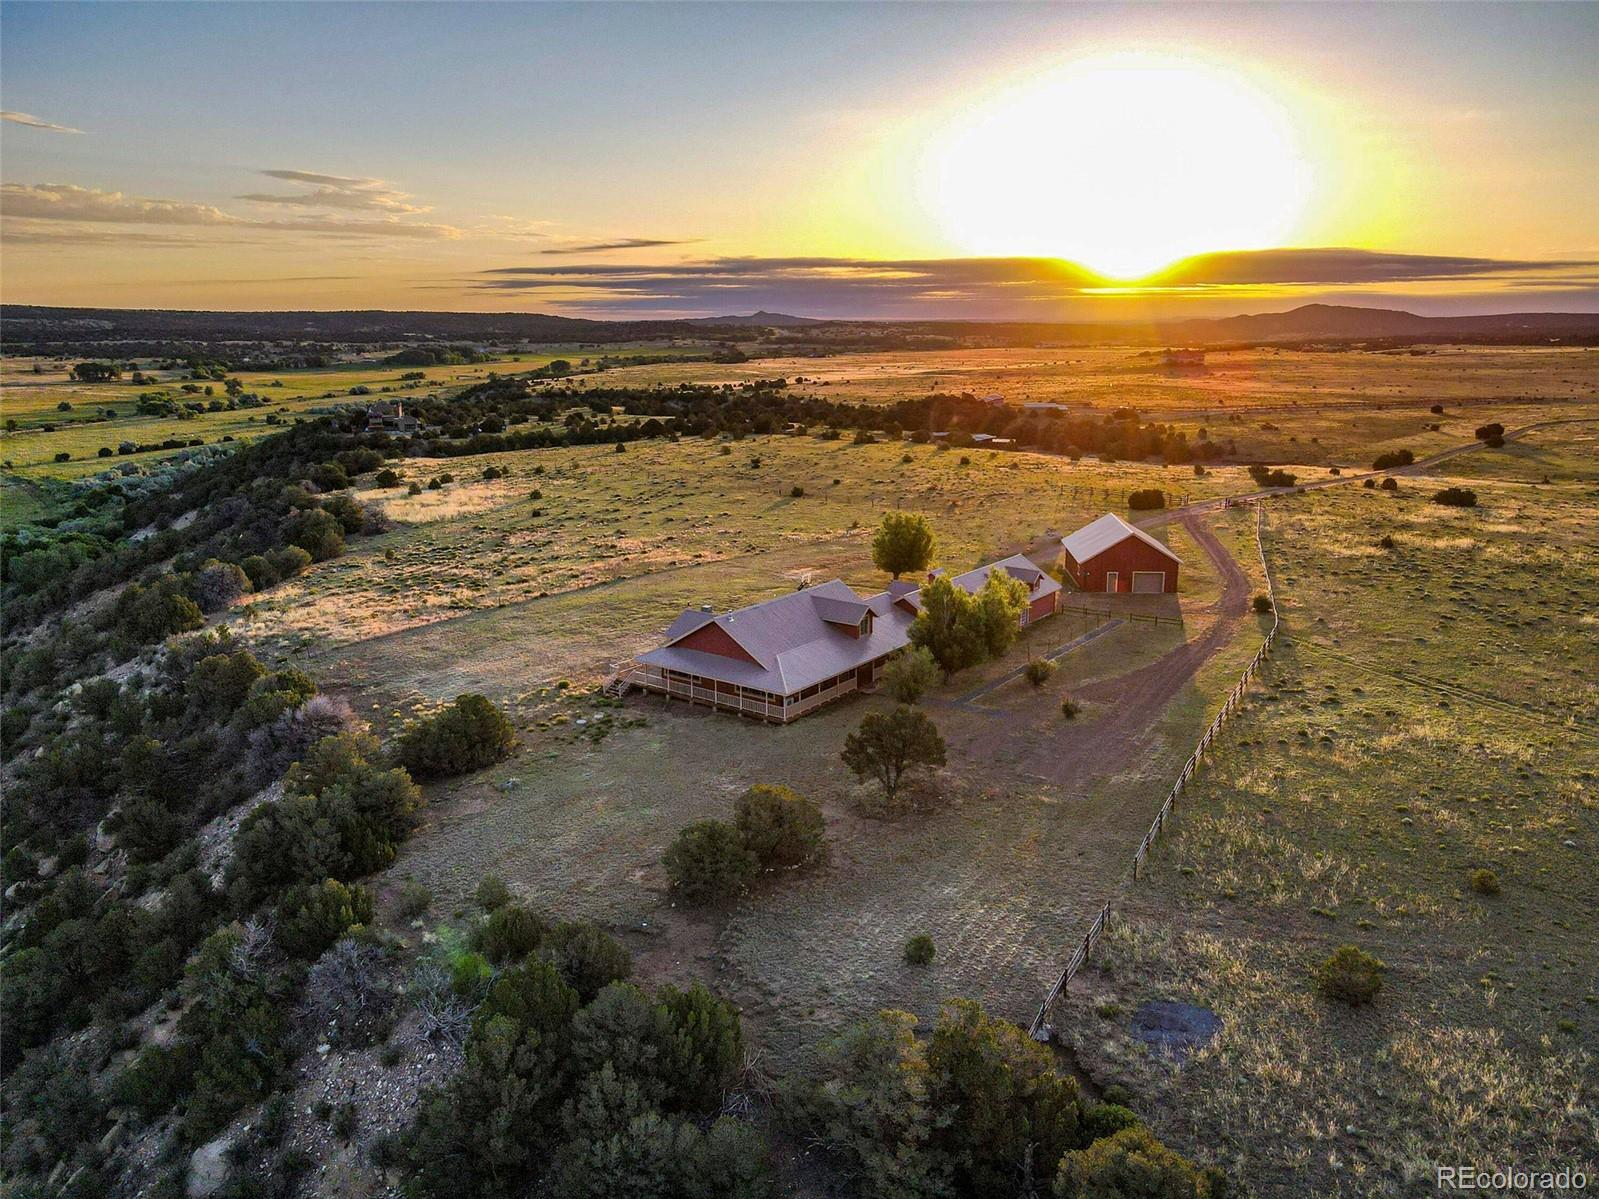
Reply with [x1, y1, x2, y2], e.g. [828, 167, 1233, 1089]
[0, 343, 709, 526]
[1058, 441, 1599, 1195]
[238, 436, 1246, 653]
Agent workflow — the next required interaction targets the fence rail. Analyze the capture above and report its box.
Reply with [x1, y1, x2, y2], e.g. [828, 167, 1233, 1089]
[1029, 502, 1280, 1039]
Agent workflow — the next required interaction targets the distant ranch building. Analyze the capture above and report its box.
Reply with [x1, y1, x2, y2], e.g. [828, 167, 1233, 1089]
[616, 553, 1059, 722]
[1062, 513, 1181, 594]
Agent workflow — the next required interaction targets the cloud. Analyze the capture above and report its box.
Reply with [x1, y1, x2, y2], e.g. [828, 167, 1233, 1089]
[1, 110, 85, 134]
[1150, 247, 1587, 286]
[238, 169, 429, 215]
[540, 238, 700, 255]
[468, 249, 1598, 318]
[1, 182, 459, 241]
[2, 183, 238, 226]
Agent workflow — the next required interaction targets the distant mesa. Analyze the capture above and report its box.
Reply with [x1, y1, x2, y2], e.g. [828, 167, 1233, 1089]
[688, 311, 823, 328]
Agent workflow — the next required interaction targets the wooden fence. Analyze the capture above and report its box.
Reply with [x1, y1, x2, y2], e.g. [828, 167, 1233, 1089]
[1028, 502, 1280, 1039]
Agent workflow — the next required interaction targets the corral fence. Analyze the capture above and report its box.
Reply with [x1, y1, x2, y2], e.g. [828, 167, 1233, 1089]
[1029, 502, 1280, 1039]
[1058, 604, 1186, 629]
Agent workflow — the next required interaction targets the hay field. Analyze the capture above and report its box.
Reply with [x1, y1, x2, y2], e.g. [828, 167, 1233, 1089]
[1060, 443, 1599, 1196]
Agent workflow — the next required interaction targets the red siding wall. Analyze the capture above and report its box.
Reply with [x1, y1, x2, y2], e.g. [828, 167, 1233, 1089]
[672, 622, 761, 664]
[1028, 592, 1058, 623]
[1067, 537, 1179, 593]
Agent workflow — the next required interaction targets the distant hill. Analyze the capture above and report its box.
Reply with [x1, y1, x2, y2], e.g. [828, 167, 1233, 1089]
[0, 306, 737, 347]
[686, 311, 823, 328]
[1153, 303, 1599, 343]
[3, 301, 1594, 352]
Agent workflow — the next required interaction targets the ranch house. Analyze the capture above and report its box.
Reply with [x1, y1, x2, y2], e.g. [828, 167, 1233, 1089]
[1062, 512, 1181, 594]
[614, 552, 1060, 722]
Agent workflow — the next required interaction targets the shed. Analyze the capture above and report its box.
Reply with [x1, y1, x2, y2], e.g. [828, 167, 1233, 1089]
[1062, 513, 1181, 594]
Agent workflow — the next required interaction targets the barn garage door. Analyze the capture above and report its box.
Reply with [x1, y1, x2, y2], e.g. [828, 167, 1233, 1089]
[1131, 571, 1166, 594]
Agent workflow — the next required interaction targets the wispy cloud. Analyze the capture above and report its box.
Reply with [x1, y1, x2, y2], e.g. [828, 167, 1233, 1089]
[1, 110, 85, 134]
[1, 182, 460, 241]
[2, 183, 237, 226]
[540, 237, 700, 255]
[237, 168, 429, 215]
[469, 250, 1598, 318]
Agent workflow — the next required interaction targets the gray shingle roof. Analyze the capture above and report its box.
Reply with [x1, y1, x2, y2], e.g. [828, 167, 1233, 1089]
[638, 552, 1059, 698]
[640, 580, 916, 696]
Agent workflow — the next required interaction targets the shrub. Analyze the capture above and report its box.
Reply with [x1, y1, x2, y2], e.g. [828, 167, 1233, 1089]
[1371, 449, 1415, 470]
[903, 935, 935, 965]
[267, 543, 313, 580]
[240, 554, 278, 590]
[283, 508, 345, 561]
[397, 879, 433, 919]
[1432, 486, 1477, 508]
[883, 646, 940, 704]
[376, 468, 402, 487]
[1054, 1125, 1219, 1198]
[474, 875, 512, 911]
[1252, 594, 1273, 614]
[408, 481, 423, 496]
[1474, 422, 1504, 441]
[191, 560, 253, 612]
[663, 820, 756, 903]
[790, 485, 804, 498]
[540, 920, 633, 1002]
[1380, 477, 1398, 491]
[733, 784, 825, 871]
[1315, 944, 1386, 1005]
[472, 904, 549, 963]
[1379, 534, 1395, 550]
[1082, 1101, 1142, 1142]
[1469, 868, 1500, 896]
[395, 693, 517, 779]
[1127, 488, 1165, 510]
[1363, 478, 1376, 489]
[1060, 697, 1080, 720]
[276, 879, 374, 959]
[1024, 658, 1057, 688]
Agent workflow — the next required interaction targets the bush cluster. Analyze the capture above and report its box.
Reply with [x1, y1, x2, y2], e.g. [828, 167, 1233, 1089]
[663, 784, 826, 903]
[791, 999, 1223, 1199]
[394, 693, 517, 779]
[401, 943, 767, 1199]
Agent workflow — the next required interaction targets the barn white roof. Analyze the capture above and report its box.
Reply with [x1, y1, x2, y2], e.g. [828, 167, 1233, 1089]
[1062, 512, 1181, 565]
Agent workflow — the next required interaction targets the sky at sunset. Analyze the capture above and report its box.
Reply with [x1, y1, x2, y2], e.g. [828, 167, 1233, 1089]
[2, 1, 1596, 319]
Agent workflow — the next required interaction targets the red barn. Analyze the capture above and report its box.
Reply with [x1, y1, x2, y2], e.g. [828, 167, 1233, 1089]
[1061, 513, 1181, 594]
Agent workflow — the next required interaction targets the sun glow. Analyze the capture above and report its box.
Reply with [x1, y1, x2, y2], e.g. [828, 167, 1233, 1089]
[925, 51, 1316, 280]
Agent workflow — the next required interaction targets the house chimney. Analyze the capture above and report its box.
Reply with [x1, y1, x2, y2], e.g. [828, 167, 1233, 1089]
[700, 604, 713, 614]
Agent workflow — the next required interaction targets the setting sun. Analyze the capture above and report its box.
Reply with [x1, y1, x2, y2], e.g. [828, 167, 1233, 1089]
[925, 51, 1316, 279]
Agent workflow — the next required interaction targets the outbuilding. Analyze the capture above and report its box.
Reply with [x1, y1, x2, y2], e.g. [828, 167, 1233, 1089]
[1062, 512, 1181, 594]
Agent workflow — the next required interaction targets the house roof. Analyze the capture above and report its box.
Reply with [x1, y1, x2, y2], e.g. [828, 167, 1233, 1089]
[947, 553, 1061, 599]
[1062, 512, 1182, 565]
[641, 580, 916, 696]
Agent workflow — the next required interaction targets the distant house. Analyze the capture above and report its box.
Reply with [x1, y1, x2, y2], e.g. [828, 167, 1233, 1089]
[616, 552, 1059, 721]
[1062, 513, 1181, 594]
[978, 393, 1006, 406]
[366, 402, 418, 435]
[1023, 402, 1070, 412]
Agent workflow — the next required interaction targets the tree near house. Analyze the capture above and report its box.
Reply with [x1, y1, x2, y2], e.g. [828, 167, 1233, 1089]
[841, 705, 946, 806]
[907, 577, 984, 678]
[971, 571, 1028, 658]
[908, 571, 1027, 678]
[882, 646, 940, 704]
[871, 511, 936, 579]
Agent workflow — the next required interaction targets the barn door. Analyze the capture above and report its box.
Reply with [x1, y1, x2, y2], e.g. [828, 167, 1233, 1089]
[1105, 571, 1119, 593]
